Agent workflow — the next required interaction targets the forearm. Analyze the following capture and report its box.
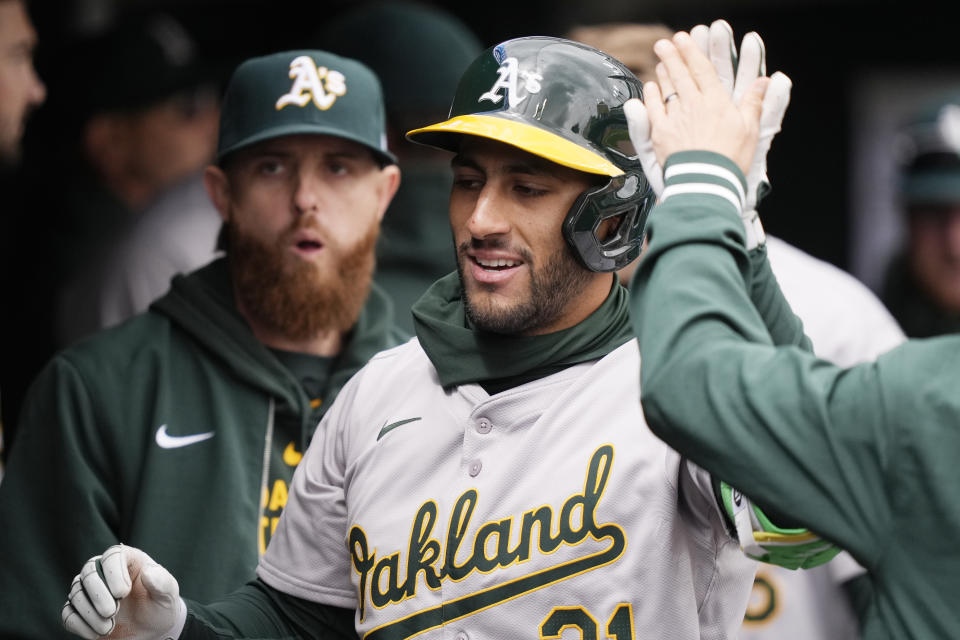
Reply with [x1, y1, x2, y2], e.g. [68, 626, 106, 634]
[183, 578, 356, 640]
[748, 244, 812, 350]
[631, 152, 885, 555]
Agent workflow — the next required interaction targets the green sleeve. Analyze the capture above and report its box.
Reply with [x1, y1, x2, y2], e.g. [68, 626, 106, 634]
[0, 356, 120, 640]
[181, 578, 356, 639]
[631, 151, 893, 566]
[747, 245, 811, 350]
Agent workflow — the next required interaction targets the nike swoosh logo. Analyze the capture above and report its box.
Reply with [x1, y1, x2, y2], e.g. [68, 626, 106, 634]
[377, 417, 422, 441]
[155, 424, 215, 449]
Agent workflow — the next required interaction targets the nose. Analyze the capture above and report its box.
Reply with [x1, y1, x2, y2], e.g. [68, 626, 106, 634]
[29, 67, 46, 107]
[292, 169, 324, 217]
[466, 185, 511, 239]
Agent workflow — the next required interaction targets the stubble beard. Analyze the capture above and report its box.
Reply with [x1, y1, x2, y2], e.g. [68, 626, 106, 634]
[228, 219, 379, 341]
[457, 237, 592, 335]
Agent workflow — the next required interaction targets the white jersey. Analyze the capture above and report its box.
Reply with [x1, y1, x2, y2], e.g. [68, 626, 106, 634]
[260, 339, 756, 640]
[739, 237, 906, 640]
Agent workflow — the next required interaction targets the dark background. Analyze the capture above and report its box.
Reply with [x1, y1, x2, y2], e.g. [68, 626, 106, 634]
[2, 0, 954, 445]
[24, 0, 960, 270]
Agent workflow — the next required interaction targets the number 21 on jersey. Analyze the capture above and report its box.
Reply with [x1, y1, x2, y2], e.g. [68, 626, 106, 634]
[540, 604, 634, 639]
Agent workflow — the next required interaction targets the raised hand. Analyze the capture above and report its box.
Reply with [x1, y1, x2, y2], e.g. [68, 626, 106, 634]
[626, 20, 793, 249]
[628, 19, 764, 196]
[642, 31, 767, 173]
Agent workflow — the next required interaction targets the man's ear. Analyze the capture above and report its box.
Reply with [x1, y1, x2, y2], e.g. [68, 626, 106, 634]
[204, 165, 231, 222]
[375, 164, 402, 223]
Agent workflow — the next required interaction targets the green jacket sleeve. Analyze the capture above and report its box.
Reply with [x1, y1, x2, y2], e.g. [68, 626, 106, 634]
[747, 245, 811, 350]
[181, 578, 356, 639]
[0, 356, 120, 639]
[630, 151, 893, 567]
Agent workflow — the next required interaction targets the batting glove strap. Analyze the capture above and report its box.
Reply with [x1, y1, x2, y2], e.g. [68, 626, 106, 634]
[741, 208, 767, 250]
[721, 481, 840, 570]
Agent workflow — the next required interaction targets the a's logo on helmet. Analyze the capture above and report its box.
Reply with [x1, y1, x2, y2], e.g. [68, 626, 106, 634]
[479, 57, 542, 108]
[276, 55, 347, 111]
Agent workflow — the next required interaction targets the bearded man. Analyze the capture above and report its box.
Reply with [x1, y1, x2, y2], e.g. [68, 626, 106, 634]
[0, 50, 402, 640]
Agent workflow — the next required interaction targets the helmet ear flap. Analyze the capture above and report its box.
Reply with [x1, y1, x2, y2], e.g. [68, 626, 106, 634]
[563, 170, 654, 272]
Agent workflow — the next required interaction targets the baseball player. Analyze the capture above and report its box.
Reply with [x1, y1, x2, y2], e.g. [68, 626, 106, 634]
[60, 36, 831, 640]
[630, 30, 960, 638]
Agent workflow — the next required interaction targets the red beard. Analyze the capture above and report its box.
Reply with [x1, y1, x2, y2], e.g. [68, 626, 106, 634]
[227, 218, 379, 341]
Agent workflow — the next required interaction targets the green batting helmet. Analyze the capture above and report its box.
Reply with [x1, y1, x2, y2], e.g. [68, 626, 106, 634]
[407, 36, 653, 272]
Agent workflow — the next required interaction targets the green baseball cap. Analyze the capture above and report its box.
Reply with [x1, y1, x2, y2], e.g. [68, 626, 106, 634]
[217, 50, 396, 165]
[898, 94, 960, 206]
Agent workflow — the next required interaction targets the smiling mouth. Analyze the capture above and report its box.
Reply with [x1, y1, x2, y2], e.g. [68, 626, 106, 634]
[473, 256, 522, 271]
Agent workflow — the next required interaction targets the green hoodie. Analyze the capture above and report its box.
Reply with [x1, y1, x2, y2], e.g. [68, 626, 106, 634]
[0, 258, 404, 640]
[632, 152, 960, 639]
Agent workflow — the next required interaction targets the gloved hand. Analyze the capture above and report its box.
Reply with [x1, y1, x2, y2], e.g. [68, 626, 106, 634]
[625, 19, 740, 197]
[61, 544, 186, 640]
[625, 19, 793, 249]
[742, 70, 792, 249]
[721, 481, 840, 570]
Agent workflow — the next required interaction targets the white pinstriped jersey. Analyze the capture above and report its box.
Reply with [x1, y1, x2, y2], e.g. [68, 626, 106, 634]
[258, 339, 756, 640]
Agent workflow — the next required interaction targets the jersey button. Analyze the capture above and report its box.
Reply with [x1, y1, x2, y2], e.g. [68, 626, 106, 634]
[468, 460, 482, 477]
[455, 632, 469, 640]
[476, 418, 492, 434]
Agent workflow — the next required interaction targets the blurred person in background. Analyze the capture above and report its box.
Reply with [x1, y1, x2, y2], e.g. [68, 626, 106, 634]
[316, 1, 482, 333]
[0, 10, 221, 459]
[0, 0, 45, 169]
[50, 11, 222, 347]
[0, 48, 402, 639]
[570, 20, 905, 640]
[882, 93, 960, 337]
[73, 166, 224, 334]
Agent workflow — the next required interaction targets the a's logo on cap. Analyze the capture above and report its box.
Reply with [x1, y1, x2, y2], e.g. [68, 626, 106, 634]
[479, 57, 542, 109]
[276, 55, 347, 111]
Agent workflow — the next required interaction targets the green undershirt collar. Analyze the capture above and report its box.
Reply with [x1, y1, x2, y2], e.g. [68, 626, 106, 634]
[412, 271, 633, 394]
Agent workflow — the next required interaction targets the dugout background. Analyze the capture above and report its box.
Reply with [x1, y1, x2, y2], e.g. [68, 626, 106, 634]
[23, 0, 960, 286]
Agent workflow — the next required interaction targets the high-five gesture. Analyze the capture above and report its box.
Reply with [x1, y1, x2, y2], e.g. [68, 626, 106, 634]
[642, 31, 767, 174]
[625, 21, 793, 248]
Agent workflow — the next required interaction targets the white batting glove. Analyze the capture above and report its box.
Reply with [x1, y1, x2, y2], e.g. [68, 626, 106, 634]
[61, 544, 186, 640]
[626, 19, 739, 199]
[743, 70, 792, 249]
[626, 20, 792, 250]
